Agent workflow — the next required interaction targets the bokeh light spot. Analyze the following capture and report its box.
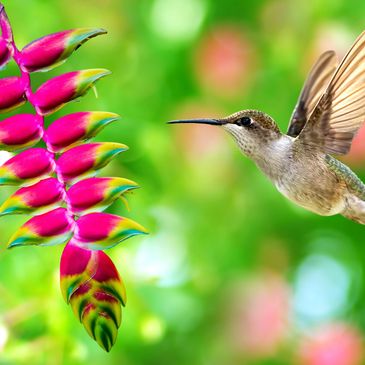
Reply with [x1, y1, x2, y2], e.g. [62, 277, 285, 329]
[0, 324, 8, 351]
[294, 254, 351, 326]
[140, 315, 166, 343]
[150, 0, 207, 43]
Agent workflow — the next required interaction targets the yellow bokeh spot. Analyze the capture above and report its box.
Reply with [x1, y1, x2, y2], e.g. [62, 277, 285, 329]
[140, 315, 166, 343]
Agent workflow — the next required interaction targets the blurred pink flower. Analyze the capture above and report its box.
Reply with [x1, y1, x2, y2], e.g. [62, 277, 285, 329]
[297, 323, 364, 365]
[194, 25, 255, 97]
[226, 272, 290, 358]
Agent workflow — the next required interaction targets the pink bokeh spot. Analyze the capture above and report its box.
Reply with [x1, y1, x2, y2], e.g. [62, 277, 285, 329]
[226, 273, 290, 358]
[194, 25, 254, 97]
[297, 323, 364, 365]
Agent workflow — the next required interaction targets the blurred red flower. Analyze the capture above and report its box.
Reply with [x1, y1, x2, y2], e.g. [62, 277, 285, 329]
[226, 272, 290, 358]
[194, 25, 255, 98]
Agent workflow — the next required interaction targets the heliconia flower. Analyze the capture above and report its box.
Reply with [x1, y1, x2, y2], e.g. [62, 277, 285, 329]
[0, 178, 64, 216]
[0, 76, 26, 113]
[0, 114, 43, 151]
[60, 242, 126, 351]
[33, 69, 111, 115]
[8, 207, 73, 248]
[0, 37, 11, 69]
[68, 177, 139, 214]
[74, 212, 148, 250]
[46, 111, 120, 153]
[57, 142, 128, 183]
[0, 148, 55, 185]
[20, 28, 107, 73]
[0, 3, 147, 351]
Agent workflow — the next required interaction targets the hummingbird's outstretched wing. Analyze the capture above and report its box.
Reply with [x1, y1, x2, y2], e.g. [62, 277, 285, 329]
[297, 31, 365, 155]
[287, 51, 338, 137]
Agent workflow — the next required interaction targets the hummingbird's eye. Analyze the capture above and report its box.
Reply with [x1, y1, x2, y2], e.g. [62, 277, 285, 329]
[236, 116, 252, 127]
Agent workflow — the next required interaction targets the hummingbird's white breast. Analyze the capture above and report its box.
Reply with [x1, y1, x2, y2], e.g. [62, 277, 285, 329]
[256, 136, 347, 216]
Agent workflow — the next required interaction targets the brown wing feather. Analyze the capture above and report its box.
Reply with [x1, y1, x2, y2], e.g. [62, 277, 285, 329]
[287, 51, 338, 137]
[297, 31, 365, 155]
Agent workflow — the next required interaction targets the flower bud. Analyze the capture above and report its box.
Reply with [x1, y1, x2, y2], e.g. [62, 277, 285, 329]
[46, 111, 119, 152]
[57, 142, 128, 183]
[0, 148, 55, 185]
[74, 212, 148, 250]
[68, 177, 138, 214]
[20, 28, 107, 73]
[0, 178, 64, 216]
[8, 207, 73, 248]
[33, 69, 110, 115]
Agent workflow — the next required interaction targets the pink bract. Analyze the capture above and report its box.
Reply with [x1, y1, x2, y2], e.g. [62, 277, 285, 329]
[2, 148, 54, 180]
[0, 114, 43, 148]
[0, 76, 26, 112]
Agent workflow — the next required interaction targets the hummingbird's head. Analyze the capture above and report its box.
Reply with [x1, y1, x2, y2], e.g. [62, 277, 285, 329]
[169, 109, 281, 158]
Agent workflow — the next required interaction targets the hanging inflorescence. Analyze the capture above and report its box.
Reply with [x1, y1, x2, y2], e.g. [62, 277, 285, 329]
[0, 3, 147, 352]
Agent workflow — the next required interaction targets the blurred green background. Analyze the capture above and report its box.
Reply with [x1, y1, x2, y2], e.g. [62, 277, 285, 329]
[1, 0, 365, 364]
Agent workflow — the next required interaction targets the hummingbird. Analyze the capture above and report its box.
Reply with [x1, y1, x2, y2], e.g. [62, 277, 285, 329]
[169, 31, 365, 224]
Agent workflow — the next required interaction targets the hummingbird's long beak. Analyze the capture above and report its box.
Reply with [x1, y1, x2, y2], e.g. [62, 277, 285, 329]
[168, 118, 225, 126]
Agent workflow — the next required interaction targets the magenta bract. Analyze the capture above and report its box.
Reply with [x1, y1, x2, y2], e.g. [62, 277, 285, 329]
[67, 177, 138, 214]
[0, 76, 26, 112]
[0, 148, 54, 185]
[60, 242, 126, 351]
[74, 212, 147, 250]
[0, 114, 43, 151]
[8, 207, 74, 248]
[60, 242, 125, 302]
[20, 28, 107, 73]
[33, 69, 111, 115]
[0, 178, 64, 216]
[57, 142, 128, 183]
[46, 111, 120, 153]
